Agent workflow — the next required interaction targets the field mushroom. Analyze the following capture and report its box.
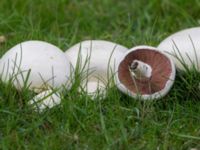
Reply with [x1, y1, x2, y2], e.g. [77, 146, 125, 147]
[65, 40, 128, 98]
[0, 40, 72, 111]
[0, 40, 72, 92]
[158, 27, 200, 70]
[115, 46, 176, 100]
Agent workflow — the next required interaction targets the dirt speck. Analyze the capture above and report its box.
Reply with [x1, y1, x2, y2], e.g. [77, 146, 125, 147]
[0, 35, 6, 43]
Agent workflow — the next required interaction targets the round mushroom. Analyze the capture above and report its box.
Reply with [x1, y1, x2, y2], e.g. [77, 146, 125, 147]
[115, 46, 176, 100]
[158, 27, 200, 70]
[0, 40, 72, 92]
[65, 40, 128, 98]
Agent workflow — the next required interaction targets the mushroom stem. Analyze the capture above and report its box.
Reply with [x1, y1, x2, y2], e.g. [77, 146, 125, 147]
[129, 60, 152, 79]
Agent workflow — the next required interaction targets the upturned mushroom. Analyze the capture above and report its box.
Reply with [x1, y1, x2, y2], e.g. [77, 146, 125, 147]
[114, 46, 176, 100]
[0, 40, 72, 111]
[65, 40, 128, 98]
[158, 27, 200, 70]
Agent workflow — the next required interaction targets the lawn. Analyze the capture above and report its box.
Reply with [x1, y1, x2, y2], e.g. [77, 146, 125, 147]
[0, 0, 200, 149]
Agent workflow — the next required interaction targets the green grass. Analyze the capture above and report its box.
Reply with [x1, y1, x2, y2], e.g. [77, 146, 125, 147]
[0, 0, 200, 149]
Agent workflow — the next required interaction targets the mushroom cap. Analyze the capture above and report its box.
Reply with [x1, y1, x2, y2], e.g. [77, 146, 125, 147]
[115, 46, 176, 100]
[65, 40, 128, 79]
[65, 40, 128, 98]
[0, 40, 71, 92]
[158, 27, 200, 70]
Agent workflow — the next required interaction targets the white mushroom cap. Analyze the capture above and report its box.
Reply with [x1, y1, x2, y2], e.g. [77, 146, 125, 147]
[115, 46, 176, 100]
[29, 89, 61, 112]
[0, 40, 72, 92]
[158, 27, 200, 70]
[65, 40, 128, 98]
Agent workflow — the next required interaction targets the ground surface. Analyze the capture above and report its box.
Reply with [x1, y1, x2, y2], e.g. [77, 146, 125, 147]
[0, 0, 200, 149]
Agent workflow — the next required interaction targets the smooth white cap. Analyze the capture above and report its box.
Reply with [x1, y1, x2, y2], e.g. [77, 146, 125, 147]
[65, 40, 128, 99]
[0, 40, 72, 92]
[158, 27, 200, 70]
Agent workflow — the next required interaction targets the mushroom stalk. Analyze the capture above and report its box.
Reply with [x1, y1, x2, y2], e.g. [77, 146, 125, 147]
[129, 60, 152, 80]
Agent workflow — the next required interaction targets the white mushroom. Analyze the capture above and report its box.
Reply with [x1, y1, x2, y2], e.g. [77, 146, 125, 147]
[65, 40, 128, 98]
[115, 46, 176, 100]
[0, 40, 72, 112]
[0, 40, 72, 92]
[158, 27, 200, 70]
